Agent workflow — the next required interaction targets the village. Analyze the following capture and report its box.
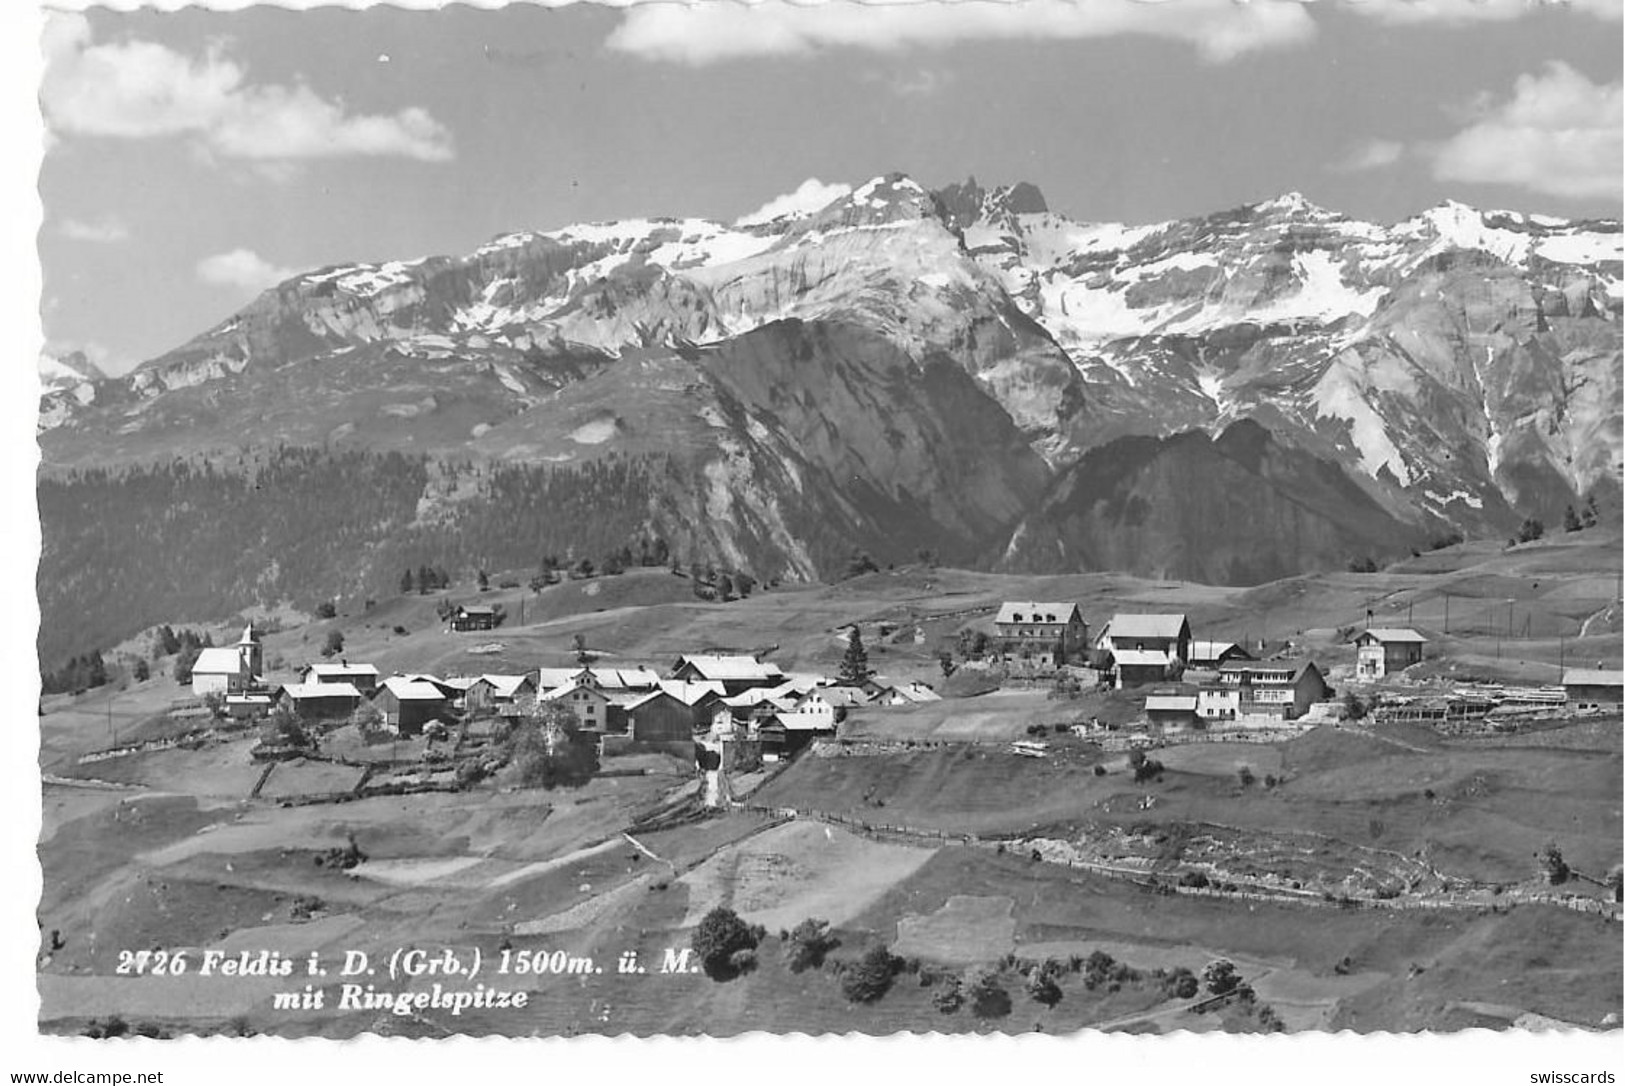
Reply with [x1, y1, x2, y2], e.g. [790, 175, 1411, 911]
[36, 541, 1625, 1039]
[159, 589, 1625, 794]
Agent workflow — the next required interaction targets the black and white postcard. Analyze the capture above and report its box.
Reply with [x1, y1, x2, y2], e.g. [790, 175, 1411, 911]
[13, 0, 1624, 1080]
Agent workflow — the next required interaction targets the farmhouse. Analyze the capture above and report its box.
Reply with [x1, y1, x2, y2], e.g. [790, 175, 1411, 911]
[1096, 614, 1192, 688]
[375, 677, 448, 736]
[450, 605, 498, 632]
[465, 673, 537, 718]
[993, 601, 1088, 673]
[868, 679, 942, 706]
[618, 690, 696, 742]
[540, 675, 621, 732]
[1562, 668, 1624, 706]
[1144, 686, 1200, 730]
[669, 654, 784, 695]
[278, 681, 363, 720]
[190, 625, 264, 697]
[1203, 659, 1329, 721]
[756, 712, 836, 755]
[300, 661, 379, 693]
[1354, 628, 1427, 679]
[1188, 640, 1253, 669]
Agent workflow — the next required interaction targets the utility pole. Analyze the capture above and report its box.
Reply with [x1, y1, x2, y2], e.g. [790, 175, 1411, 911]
[1444, 593, 1450, 635]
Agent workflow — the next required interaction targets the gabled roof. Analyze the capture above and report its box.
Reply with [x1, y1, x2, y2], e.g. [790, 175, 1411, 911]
[1101, 613, 1190, 641]
[1113, 649, 1171, 667]
[1562, 668, 1624, 687]
[802, 686, 869, 708]
[192, 647, 245, 675]
[475, 674, 533, 698]
[593, 667, 662, 690]
[281, 681, 361, 700]
[534, 667, 588, 691]
[722, 686, 796, 709]
[995, 601, 1083, 625]
[458, 605, 497, 616]
[872, 680, 941, 703]
[1357, 628, 1427, 644]
[304, 662, 380, 680]
[672, 655, 783, 682]
[656, 679, 726, 705]
[1219, 659, 1322, 683]
[1189, 640, 1247, 663]
[380, 677, 447, 701]
[1145, 694, 1198, 712]
[765, 712, 838, 732]
[541, 680, 608, 702]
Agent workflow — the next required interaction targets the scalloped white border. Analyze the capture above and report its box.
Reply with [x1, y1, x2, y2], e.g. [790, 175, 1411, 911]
[6, 3, 1621, 1082]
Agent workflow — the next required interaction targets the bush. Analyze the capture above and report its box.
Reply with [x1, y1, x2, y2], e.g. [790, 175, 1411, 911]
[838, 945, 900, 1004]
[966, 969, 1011, 1018]
[782, 918, 840, 973]
[1025, 967, 1063, 1007]
[932, 976, 965, 1014]
[1092, 763, 1107, 777]
[1163, 967, 1200, 1000]
[1537, 841, 1570, 886]
[314, 601, 337, 619]
[1179, 870, 1209, 889]
[1203, 958, 1241, 996]
[321, 629, 345, 658]
[1516, 517, 1545, 544]
[1347, 555, 1379, 573]
[691, 907, 760, 980]
[1237, 766, 1255, 788]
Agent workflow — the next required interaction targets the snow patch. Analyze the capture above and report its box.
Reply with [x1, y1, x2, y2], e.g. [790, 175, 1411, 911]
[569, 417, 618, 444]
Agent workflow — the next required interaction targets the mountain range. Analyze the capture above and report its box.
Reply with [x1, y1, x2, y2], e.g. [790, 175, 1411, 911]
[36, 174, 1623, 660]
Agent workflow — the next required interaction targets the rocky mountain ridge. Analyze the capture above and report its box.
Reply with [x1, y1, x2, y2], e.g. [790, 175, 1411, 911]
[36, 173, 1623, 652]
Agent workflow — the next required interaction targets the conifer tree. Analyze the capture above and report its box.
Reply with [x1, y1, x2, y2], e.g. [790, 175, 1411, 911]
[839, 627, 872, 686]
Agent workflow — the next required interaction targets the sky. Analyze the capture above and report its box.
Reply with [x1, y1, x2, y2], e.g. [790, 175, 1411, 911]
[35, 0, 1625, 375]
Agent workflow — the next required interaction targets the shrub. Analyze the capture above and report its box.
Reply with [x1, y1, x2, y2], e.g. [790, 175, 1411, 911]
[1179, 870, 1209, 889]
[315, 601, 337, 619]
[966, 969, 1011, 1019]
[782, 918, 839, 973]
[838, 945, 900, 1004]
[1025, 967, 1063, 1007]
[1092, 763, 1107, 777]
[1203, 958, 1241, 996]
[1348, 555, 1379, 573]
[1537, 841, 1570, 886]
[932, 976, 965, 1014]
[1237, 766, 1255, 788]
[691, 907, 760, 980]
[1163, 967, 1200, 1000]
[1516, 517, 1545, 544]
[321, 629, 345, 658]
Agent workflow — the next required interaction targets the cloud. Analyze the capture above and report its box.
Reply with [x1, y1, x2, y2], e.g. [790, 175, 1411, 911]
[1332, 138, 1406, 173]
[58, 216, 131, 243]
[42, 12, 454, 164]
[1340, 0, 1622, 26]
[1430, 63, 1622, 200]
[606, 0, 1318, 66]
[736, 178, 854, 225]
[196, 248, 301, 292]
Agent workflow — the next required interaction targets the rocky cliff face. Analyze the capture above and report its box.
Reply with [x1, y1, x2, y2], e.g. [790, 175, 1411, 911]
[38, 173, 1623, 599]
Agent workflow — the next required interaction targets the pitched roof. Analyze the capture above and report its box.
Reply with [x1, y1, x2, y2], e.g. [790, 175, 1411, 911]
[657, 679, 726, 705]
[380, 677, 447, 701]
[534, 667, 587, 691]
[722, 686, 796, 709]
[1188, 640, 1244, 663]
[1359, 628, 1427, 644]
[541, 680, 607, 702]
[766, 712, 838, 732]
[191, 647, 245, 675]
[476, 674, 533, 698]
[305, 662, 380, 679]
[1562, 668, 1624, 687]
[995, 601, 1082, 625]
[281, 681, 361, 700]
[1219, 659, 1322, 682]
[672, 655, 783, 682]
[1102, 614, 1189, 641]
[803, 686, 869, 708]
[1144, 694, 1198, 712]
[593, 667, 662, 690]
[458, 605, 497, 616]
[1113, 649, 1171, 667]
[873, 680, 941, 703]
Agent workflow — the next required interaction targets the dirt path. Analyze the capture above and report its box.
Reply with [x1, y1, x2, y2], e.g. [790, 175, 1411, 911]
[1579, 604, 1616, 639]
